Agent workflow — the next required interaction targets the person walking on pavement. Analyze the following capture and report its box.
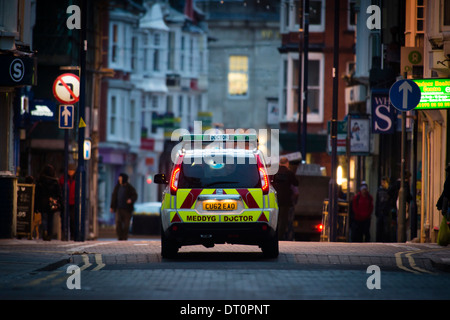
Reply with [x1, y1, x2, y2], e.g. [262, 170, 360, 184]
[391, 171, 413, 241]
[272, 157, 299, 241]
[436, 164, 450, 245]
[59, 163, 77, 240]
[351, 181, 373, 242]
[375, 176, 395, 242]
[35, 164, 62, 241]
[110, 173, 138, 240]
[436, 164, 450, 220]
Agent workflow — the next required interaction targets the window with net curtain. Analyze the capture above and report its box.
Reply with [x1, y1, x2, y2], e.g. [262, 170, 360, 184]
[228, 55, 249, 98]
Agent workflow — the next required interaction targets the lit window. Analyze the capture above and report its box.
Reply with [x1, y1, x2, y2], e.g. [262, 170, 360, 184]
[228, 55, 249, 98]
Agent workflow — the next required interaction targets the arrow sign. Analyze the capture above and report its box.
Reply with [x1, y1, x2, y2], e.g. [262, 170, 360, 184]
[399, 81, 412, 110]
[61, 106, 71, 126]
[389, 79, 421, 112]
[59, 105, 74, 129]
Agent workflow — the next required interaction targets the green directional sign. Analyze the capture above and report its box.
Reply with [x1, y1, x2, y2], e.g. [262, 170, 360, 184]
[413, 79, 450, 110]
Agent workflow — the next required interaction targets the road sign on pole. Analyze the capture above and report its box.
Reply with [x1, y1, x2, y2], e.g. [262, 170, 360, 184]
[389, 79, 421, 243]
[53, 73, 80, 105]
[389, 79, 421, 111]
[58, 105, 74, 129]
[83, 140, 91, 160]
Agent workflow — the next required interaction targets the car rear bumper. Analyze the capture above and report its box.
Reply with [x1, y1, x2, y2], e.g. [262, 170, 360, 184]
[164, 222, 276, 247]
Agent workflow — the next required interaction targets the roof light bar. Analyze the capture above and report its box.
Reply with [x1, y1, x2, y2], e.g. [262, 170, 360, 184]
[179, 134, 258, 142]
[179, 134, 259, 150]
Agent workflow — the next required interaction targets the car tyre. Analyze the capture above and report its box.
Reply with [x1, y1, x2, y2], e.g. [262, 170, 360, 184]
[261, 230, 279, 258]
[161, 226, 178, 258]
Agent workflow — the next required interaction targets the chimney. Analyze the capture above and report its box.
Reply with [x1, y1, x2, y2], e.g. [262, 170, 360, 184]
[184, 0, 194, 21]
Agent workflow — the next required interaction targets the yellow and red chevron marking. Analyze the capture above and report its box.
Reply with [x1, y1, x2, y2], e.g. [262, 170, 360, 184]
[170, 211, 270, 223]
[176, 188, 263, 209]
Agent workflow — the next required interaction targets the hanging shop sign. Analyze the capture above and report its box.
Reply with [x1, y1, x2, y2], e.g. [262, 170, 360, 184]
[413, 79, 450, 110]
[349, 116, 370, 155]
[371, 89, 396, 134]
[0, 55, 37, 86]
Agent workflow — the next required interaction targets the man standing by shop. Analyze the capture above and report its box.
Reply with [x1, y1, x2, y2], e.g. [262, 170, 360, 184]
[110, 173, 138, 240]
[272, 157, 299, 240]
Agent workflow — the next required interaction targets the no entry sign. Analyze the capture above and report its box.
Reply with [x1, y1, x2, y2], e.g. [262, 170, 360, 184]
[52, 73, 80, 104]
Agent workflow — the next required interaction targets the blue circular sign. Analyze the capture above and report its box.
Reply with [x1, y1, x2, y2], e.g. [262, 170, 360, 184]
[389, 79, 421, 111]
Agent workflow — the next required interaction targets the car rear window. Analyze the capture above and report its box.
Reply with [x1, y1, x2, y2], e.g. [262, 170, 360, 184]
[178, 154, 261, 189]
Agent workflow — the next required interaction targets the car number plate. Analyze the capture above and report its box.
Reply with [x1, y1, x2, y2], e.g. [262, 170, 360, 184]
[203, 200, 237, 211]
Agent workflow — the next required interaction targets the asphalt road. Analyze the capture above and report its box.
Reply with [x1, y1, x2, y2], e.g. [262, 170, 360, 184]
[0, 238, 449, 313]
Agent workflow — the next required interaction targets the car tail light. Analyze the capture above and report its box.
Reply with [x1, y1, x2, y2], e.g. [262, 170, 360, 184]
[256, 154, 269, 194]
[315, 224, 324, 232]
[170, 155, 183, 195]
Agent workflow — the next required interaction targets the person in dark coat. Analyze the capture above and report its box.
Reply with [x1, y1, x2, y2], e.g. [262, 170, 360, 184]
[437, 164, 450, 221]
[391, 171, 413, 241]
[110, 173, 138, 240]
[375, 176, 395, 242]
[272, 157, 299, 240]
[35, 164, 62, 241]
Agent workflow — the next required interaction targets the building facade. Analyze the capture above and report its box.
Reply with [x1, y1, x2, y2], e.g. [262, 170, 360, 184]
[278, 0, 356, 175]
[197, 0, 280, 131]
[407, 0, 450, 242]
[0, 0, 37, 238]
[352, 0, 450, 243]
[98, 0, 209, 224]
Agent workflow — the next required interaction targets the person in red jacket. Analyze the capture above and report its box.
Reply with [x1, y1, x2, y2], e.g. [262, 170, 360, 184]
[59, 164, 76, 240]
[351, 181, 374, 242]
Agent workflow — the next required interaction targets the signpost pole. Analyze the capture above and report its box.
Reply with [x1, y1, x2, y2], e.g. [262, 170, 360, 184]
[398, 110, 407, 243]
[76, 0, 88, 241]
[54, 69, 79, 241]
[301, 0, 309, 161]
[389, 78, 421, 243]
[297, 2, 303, 157]
[411, 111, 418, 240]
[328, 0, 340, 242]
[63, 128, 69, 241]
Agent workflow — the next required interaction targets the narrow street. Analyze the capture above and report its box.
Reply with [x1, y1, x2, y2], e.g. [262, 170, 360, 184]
[1, 239, 449, 302]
